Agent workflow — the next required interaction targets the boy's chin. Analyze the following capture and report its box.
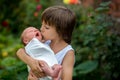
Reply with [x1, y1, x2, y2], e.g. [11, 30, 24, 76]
[41, 39, 46, 43]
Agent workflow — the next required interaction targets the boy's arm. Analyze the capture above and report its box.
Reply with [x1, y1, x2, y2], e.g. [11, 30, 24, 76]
[61, 50, 75, 80]
[16, 48, 45, 77]
[16, 48, 32, 65]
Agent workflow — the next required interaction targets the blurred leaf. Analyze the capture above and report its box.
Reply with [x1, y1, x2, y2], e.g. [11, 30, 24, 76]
[75, 60, 98, 74]
[99, 1, 111, 7]
[1, 57, 17, 67]
[78, 47, 90, 53]
[96, 7, 109, 13]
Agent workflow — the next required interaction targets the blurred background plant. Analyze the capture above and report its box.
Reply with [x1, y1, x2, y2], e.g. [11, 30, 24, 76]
[0, 0, 120, 80]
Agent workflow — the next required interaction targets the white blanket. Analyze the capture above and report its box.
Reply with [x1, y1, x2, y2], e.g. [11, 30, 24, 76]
[25, 38, 58, 80]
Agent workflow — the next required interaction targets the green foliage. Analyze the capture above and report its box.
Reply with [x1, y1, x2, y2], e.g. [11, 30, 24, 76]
[96, 1, 111, 13]
[72, 1, 120, 80]
[1, 57, 17, 67]
[0, 0, 54, 36]
[0, 57, 27, 80]
[0, 31, 27, 80]
[74, 60, 98, 75]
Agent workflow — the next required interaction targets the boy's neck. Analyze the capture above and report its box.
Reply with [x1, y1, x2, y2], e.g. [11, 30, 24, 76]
[50, 39, 68, 54]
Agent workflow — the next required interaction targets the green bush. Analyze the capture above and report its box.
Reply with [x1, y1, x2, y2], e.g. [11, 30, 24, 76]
[0, 33, 28, 80]
[72, 1, 120, 80]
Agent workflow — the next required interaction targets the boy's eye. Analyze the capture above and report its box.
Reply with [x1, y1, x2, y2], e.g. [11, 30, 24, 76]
[45, 27, 49, 29]
[45, 25, 49, 29]
[42, 23, 50, 29]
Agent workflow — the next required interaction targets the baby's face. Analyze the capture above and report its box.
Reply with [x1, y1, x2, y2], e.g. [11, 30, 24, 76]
[24, 27, 42, 42]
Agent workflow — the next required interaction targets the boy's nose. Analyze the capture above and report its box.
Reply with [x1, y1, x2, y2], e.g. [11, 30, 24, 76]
[40, 28, 42, 32]
[40, 27, 43, 32]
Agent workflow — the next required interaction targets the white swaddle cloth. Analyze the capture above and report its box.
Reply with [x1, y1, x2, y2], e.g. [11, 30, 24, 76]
[25, 38, 58, 80]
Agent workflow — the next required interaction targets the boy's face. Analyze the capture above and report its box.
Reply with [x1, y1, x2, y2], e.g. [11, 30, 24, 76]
[23, 27, 42, 44]
[40, 21, 59, 41]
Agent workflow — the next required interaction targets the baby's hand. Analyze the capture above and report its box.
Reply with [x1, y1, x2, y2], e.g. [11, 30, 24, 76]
[52, 64, 62, 78]
[39, 60, 51, 74]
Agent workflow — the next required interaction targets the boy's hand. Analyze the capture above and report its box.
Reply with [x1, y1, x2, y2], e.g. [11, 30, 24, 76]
[29, 59, 46, 78]
[28, 70, 38, 80]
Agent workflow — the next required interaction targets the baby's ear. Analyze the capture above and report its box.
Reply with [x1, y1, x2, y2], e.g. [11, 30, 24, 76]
[23, 39, 29, 45]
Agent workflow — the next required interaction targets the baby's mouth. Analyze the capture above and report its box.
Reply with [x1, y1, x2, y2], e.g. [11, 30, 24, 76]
[36, 33, 39, 37]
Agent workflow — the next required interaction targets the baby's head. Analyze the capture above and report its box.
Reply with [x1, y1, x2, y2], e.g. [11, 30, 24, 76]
[21, 27, 42, 45]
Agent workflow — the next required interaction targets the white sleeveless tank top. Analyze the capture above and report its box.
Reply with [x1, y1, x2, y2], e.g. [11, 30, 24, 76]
[55, 45, 74, 64]
[45, 40, 74, 65]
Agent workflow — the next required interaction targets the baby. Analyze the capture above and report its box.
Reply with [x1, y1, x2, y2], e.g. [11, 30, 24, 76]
[21, 27, 62, 80]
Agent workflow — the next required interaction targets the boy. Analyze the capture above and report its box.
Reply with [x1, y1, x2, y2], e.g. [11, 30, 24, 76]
[17, 6, 76, 80]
